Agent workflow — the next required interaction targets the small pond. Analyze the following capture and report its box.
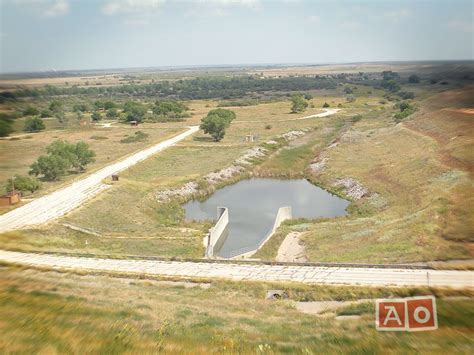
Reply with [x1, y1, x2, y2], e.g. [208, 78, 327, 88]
[183, 178, 350, 257]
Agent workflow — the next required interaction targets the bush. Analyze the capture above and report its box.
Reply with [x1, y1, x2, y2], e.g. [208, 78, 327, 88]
[408, 74, 420, 83]
[0, 113, 14, 137]
[123, 101, 147, 123]
[398, 91, 415, 100]
[23, 106, 39, 116]
[91, 111, 102, 121]
[290, 94, 308, 113]
[40, 110, 51, 118]
[24, 117, 45, 132]
[351, 114, 362, 123]
[345, 95, 356, 103]
[217, 99, 258, 107]
[322, 102, 330, 108]
[6, 175, 40, 193]
[265, 124, 272, 130]
[120, 131, 149, 143]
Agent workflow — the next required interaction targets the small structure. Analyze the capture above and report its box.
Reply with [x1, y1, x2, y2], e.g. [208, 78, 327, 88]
[111, 174, 119, 182]
[0, 190, 21, 206]
[244, 133, 258, 142]
[130, 120, 138, 127]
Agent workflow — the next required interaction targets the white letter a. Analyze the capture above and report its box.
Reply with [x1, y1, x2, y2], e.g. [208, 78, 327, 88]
[383, 306, 402, 326]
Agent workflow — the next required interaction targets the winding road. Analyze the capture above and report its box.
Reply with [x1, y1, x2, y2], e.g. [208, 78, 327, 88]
[0, 126, 199, 233]
[0, 250, 472, 288]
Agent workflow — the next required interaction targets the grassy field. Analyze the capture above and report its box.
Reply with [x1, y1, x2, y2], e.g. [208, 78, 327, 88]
[0, 265, 472, 353]
[0, 93, 369, 257]
[255, 87, 473, 263]
[1, 85, 472, 264]
[0, 120, 182, 196]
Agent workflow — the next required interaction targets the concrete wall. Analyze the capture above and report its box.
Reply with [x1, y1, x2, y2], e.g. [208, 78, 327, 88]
[206, 207, 229, 258]
[231, 206, 292, 259]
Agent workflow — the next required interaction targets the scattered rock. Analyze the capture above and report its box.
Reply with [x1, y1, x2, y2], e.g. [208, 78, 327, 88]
[204, 165, 244, 184]
[278, 130, 306, 141]
[235, 147, 267, 165]
[266, 290, 289, 300]
[309, 157, 328, 175]
[333, 177, 369, 200]
[265, 140, 278, 145]
[156, 181, 198, 201]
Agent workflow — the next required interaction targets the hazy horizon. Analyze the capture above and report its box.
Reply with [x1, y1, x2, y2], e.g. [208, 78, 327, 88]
[1, 0, 473, 74]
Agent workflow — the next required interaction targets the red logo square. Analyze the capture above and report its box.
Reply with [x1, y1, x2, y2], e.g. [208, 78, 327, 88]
[376, 299, 406, 331]
[406, 296, 438, 331]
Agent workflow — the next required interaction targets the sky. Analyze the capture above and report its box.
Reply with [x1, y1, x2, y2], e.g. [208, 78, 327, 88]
[0, 0, 473, 73]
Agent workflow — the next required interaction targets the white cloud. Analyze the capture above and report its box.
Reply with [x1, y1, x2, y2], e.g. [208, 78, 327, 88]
[383, 9, 411, 23]
[102, 0, 165, 15]
[448, 20, 473, 33]
[11, 0, 69, 17]
[43, 0, 69, 17]
[197, 0, 262, 9]
[307, 15, 320, 24]
[340, 21, 362, 30]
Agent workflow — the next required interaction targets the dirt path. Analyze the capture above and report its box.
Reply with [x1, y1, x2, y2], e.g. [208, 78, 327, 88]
[276, 232, 308, 262]
[0, 126, 198, 232]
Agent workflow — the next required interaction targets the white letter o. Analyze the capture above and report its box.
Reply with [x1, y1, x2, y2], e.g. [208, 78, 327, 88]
[414, 306, 431, 324]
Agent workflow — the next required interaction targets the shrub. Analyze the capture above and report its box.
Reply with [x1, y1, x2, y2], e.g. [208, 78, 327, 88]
[0, 113, 14, 137]
[265, 124, 272, 130]
[23, 106, 39, 116]
[24, 117, 45, 132]
[323, 102, 330, 108]
[290, 94, 308, 113]
[6, 175, 40, 193]
[120, 131, 149, 143]
[91, 111, 102, 121]
[408, 74, 420, 83]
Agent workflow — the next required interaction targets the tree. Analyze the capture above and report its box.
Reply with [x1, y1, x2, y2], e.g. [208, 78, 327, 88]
[55, 111, 68, 128]
[343, 87, 353, 94]
[206, 108, 236, 124]
[49, 100, 63, 113]
[5, 175, 40, 193]
[24, 117, 45, 132]
[29, 140, 95, 180]
[23, 106, 39, 116]
[40, 110, 51, 118]
[73, 103, 89, 113]
[29, 154, 70, 181]
[91, 111, 102, 121]
[408, 74, 420, 83]
[381, 79, 400, 92]
[123, 101, 147, 122]
[290, 94, 308, 113]
[200, 114, 228, 142]
[304, 93, 313, 100]
[106, 108, 119, 118]
[153, 100, 187, 116]
[0, 113, 14, 137]
[72, 141, 96, 170]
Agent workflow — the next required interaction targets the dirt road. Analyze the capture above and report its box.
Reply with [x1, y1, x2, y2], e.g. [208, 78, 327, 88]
[0, 126, 199, 233]
[0, 250, 472, 288]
